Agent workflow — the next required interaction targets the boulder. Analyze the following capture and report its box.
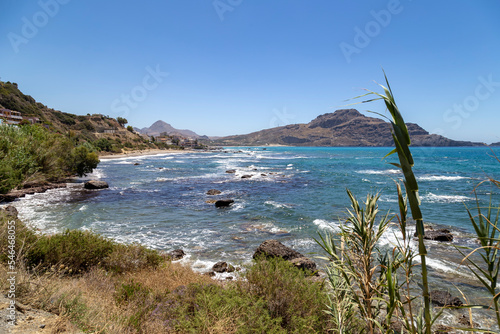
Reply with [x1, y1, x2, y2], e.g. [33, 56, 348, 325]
[290, 257, 317, 272]
[133, 163, 140, 165]
[429, 290, 463, 307]
[253, 239, 303, 261]
[84, 180, 109, 190]
[206, 189, 222, 195]
[212, 261, 235, 273]
[225, 169, 236, 174]
[3, 206, 18, 218]
[241, 175, 252, 179]
[169, 249, 185, 260]
[415, 228, 453, 242]
[215, 199, 234, 208]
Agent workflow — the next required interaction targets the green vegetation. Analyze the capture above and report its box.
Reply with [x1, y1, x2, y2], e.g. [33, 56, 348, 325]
[0, 210, 331, 333]
[0, 124, 99, 194]
[457, 178, 500, 328]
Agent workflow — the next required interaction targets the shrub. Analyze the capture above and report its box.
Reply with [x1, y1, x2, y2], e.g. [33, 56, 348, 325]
[25, 229, 115, 273]
[246, 256, 330, 332]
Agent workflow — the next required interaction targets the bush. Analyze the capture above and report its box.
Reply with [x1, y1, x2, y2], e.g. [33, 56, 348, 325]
[93, 138, 112, 152]
[245, 257, 330, 332]
[25, 229, 115, 273]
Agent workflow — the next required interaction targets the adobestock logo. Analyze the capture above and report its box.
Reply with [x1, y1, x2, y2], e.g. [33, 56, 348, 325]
[443, 74, 500, 130]
[339, 0, 407, 64]
[110, 65, 169, 117]
[270, 107, 295, 128]
[7, 0, 71, 54]
[213, 0, 243, 21]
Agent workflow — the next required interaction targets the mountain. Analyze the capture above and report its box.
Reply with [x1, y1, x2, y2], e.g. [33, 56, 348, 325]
[136, 120, 204, 139]
[214, 109, 486, 147]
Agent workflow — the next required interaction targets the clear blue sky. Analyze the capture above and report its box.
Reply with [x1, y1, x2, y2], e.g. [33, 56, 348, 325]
[1, 1, 499, 143]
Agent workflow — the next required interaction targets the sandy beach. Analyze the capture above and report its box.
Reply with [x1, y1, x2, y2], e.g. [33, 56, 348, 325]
[98, 148, 197, 160]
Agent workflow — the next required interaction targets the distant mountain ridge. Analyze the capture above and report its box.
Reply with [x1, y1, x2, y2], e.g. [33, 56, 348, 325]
[136, 120, 205, 139]
[214, 109, 486, 147]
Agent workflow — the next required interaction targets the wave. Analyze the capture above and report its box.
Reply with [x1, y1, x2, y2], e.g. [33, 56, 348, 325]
[313, 219, 341, 232]
[356, 169, 401, 175]
[417, 175, 469, 181]
[421, 193, 472, 203]
[264, 201, 293, 209]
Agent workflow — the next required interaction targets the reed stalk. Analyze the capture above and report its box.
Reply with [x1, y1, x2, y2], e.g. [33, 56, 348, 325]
[352, 72, 432, 333]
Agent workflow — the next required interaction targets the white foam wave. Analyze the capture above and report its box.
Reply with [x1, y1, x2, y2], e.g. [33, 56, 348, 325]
[421, 193, 472, 203]
[417, 175, 468, 181]
[264, 201, 292, 209]
[356, 169, 401, 175]
[313, 219, 341, 232]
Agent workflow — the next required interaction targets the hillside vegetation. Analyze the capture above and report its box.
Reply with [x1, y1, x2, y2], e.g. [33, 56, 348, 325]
[0, 80, 167, 153]
[0, 80, 187, 194]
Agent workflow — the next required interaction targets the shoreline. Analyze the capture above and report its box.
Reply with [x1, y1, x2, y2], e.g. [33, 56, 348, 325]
[98, 148, 198, 160]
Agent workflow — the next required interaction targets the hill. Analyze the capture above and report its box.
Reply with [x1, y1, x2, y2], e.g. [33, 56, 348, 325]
[214, 109, 486, 147]
[0, 80, 156, 152]
[136, 120, 205, 139]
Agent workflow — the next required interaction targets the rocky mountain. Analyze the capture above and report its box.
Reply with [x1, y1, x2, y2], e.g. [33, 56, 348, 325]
[136, 120, 205, 139]
[214, 109, 486, 147]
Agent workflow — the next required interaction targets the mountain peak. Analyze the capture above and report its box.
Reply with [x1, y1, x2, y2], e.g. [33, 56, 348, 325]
[138, 120, 202, 138]
[308, 109, 366, 129]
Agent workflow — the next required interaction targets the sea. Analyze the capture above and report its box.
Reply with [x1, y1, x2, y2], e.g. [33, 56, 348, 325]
[7, 147, 500, 301]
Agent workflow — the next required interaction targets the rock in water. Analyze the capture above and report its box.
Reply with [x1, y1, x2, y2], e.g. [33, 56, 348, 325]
[253, 240, 317, 273]
[215, 199, 234, 208]
[225, 170, 236, 174]
[169, 249, 185, 260]
[3, 206, 18, 218]
[430, 290, 463, 307]
[241, 175, 252, 179]
[84, 180, 109, 189]
[206, 189, 222, 195]
[212, 261, 235, 273]
[253, 240, 303, 261]
[415, 228, 453, 242]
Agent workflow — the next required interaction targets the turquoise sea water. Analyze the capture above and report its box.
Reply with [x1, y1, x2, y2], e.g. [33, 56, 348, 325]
[10, 147, 500, 278]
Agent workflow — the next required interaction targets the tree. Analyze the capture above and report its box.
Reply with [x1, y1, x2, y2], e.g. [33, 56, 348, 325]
[126, 125, 134, 132]
[117, 117, 128, 127]
[71, 145, 99, 177]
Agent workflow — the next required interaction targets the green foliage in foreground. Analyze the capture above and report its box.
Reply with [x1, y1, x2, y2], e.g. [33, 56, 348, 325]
[0, 124, 99, 193]
[0, 211, 164, 274]
[123, 257, 330, 333]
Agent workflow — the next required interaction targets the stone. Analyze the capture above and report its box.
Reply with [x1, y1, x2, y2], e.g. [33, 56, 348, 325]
[133, 163, 140, 165]
[290, 257, 317, 272]
[212, 261, 235, 273]
[215, 199, 234, 208]
[241, 175, 252, 179]
[4, 206, 18, 218]
[206, 199, 217, 204]
[225, 169, 236, 174]
[415, 228, 453, 242]
[84, 180, 109, 190]
[204, 271, 216, 277]
[169, 249, 185, 260]
[429, 290, 463, 307]
[206, 189, 222, 195]
[253, 239, 303, 261]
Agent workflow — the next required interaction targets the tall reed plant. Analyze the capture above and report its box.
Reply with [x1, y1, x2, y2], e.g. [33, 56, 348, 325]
[353, 72, 432, 333]
[457, 179, 500, 329]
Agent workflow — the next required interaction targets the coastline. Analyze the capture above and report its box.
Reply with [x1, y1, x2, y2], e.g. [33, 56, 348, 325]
[98, 148, 197, 160]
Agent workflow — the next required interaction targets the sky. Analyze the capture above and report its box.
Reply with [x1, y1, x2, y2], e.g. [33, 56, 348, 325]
[0, 1, 499, 143]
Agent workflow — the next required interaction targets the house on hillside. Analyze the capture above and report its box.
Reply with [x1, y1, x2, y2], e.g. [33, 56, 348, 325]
[0, 109, 23, 124]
